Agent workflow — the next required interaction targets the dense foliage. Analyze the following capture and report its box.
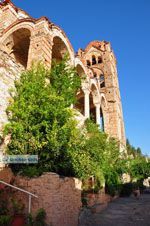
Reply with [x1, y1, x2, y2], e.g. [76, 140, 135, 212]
[3, 57, 150, 197]
[4, 57, 82, 176]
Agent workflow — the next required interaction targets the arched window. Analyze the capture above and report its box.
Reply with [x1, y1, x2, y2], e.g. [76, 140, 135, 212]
[52, 36, 70, 64]
[90, 84, 99, 124]
[90, 92, 96, 123]
[92, 56, 96, 65]
[87, 60, 91, 66]
[74, 64, 86, 115]
[98, 56, 102, 64]
[74, 89, 84, 115]
[100, 75, 105, 88]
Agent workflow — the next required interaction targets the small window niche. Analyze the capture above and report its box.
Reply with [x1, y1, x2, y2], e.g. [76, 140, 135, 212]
[92, 56, 96, 65]
[98, 56, 102, 64]
[87, 60, 91, 66]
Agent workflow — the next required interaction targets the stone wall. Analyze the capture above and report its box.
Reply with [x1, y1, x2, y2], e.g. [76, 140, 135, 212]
[0, 49, 24, 131]
[0, 167, 121, 225]
[7, 172, 82, 226]
[0, 167, 14, 183]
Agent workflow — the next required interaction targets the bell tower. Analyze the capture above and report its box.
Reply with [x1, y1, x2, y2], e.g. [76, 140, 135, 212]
[78, 41, 126, 147]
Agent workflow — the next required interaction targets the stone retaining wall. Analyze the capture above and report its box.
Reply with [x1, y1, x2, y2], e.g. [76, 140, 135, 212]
[0, 170, 82, 226]
[0, 167, 119, 225]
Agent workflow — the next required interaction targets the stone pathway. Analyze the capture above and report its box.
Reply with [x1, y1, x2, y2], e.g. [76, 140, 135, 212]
[79, 194, 150, 226]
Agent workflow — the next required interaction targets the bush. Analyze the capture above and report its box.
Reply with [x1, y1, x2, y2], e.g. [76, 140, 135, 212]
[35, 208, 46, 226]
[120, 183, 133, 197]
[0, 215, 12, 226]
[81, 190, 88, 207]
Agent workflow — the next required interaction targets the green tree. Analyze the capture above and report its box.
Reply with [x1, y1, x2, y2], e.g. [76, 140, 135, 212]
[82, 119, 128, 195]
[130, 159, 150, 182]
[126, 139, 132, 155]
[136, 147, 142, 155]
[4, 57, 83, 176]
[4, 56, 148, 198]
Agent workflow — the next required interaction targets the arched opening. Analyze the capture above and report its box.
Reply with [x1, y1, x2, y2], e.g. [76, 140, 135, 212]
[87, 60, 91, 66]
[52, 36, 70, 65]
[98, 56, 102, 64]
[94, 74, 98, 82]
[89, 84, 99, 123]
[100, 107, 104, 132]
[90, 92, 96, 123]
[3, 28, 31, 68]
[76, 64, 85, 78]
[100, 75, 105, 88]
[74, 89, 84, 115]
[92, 56, 96, 65]
[74, 64, 86, 115]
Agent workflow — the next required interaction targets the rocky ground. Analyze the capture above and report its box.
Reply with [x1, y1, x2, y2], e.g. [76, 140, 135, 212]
[79, 193, 150, 226]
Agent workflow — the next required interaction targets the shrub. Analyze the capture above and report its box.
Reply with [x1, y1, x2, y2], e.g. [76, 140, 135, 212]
[35, 208, 46, 226]
[0, 215, 12, 226]
[120, 183, 133, 197]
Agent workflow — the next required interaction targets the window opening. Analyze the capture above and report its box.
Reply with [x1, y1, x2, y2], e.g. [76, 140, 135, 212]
[98, 57, 102, 64]
[92, 56, 96, 65]
[100, 75, 105, 88]
[87, 60, 91, 66]
[94, 74, 98, 82]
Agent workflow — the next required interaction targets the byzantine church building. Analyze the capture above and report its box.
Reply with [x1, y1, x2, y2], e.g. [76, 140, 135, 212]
[0, 0, 126, 149]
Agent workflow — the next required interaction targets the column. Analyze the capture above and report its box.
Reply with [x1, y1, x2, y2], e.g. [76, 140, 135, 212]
[95, 103, 101, 129]
[83, 89, 90, 119]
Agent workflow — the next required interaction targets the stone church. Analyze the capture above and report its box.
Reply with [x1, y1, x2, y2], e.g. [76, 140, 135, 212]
[0, 0, 126, 149]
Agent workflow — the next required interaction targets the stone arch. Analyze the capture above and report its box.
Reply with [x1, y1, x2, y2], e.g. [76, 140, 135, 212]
[75, 60, 87, 76]
[100, 93, 107, 108]
[2, 28, 31, 68]
[1, 22, 34, 68]
[1, 22, 34, 40]
[90, 79, 100, 103]
[91, 67, 105, 87]
[74, 89, 85, 115]
[75, 58, 90, 84]
[51, 30, 74, 65]
[74, 60, 89, 116]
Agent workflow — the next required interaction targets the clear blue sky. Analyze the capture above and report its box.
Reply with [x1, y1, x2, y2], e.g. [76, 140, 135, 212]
[12, 0, 150, 156]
